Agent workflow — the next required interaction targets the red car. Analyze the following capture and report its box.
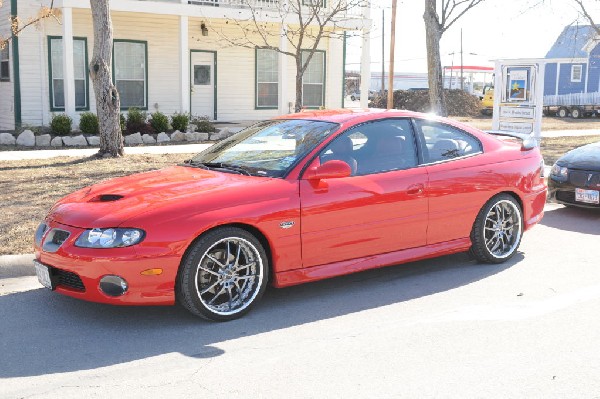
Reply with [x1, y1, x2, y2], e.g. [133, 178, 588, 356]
[34, 110, 547, 321]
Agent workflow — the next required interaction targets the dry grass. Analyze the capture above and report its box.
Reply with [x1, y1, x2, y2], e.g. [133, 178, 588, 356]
[2, 133, 600, 255]
[0, 153, 193, 255]
[541, 135, 600, 165]
[452, 116, 600, 131]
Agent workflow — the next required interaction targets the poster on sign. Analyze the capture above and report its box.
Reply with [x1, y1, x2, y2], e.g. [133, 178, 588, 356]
[508, 69, 528, 101]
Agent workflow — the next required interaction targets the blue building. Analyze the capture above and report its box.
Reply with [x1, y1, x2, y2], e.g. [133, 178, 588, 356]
[544, 24, 600, 97]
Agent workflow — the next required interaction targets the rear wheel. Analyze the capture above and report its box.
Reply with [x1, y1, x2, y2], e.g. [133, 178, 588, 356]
[177, 227, 268, 321]
[470, 194, 523, 264]
[571, 107, 582, 119]
[557, 107, 569, 118]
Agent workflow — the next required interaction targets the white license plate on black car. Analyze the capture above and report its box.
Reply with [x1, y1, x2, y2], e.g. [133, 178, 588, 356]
[575, 188, 600, 204]
[33, 260, 54, 290]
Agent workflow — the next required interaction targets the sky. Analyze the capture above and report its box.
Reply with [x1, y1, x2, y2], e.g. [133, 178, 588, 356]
[345, 0, 600, 73]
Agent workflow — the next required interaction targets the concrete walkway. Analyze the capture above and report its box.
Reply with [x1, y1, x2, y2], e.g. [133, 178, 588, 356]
[0, 143, 214, 161]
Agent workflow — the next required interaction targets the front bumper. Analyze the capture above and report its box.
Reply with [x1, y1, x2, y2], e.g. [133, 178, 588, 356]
[548, 171, 600, 209]
[34, 220, 181, 305]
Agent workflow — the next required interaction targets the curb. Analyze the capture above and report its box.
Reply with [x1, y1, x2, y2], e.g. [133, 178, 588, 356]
[0, 254, 35, 279]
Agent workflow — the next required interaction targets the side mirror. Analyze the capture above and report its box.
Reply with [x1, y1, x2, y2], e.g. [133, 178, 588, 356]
[304, 160, 352, 180]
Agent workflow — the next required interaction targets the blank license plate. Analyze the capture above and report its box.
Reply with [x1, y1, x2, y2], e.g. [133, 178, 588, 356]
[34, 260, 54, 290]
[575, 188, 600, 204]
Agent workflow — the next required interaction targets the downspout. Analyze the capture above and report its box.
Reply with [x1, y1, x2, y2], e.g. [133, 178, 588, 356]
[10, 0, 21, 129]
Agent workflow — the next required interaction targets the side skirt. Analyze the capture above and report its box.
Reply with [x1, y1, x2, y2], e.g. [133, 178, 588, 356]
[272, 238, 472, 288]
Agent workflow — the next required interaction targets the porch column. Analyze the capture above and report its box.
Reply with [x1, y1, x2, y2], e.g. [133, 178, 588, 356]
[359, 4, 371, 109]
[278, 24, 288, 115]
[327, 35, 343, 108]
[180, 14, 190, 114]
[62, 7, 76, 120]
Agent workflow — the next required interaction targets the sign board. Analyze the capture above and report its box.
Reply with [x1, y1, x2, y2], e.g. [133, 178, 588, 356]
[492, 60, 545, 143]
[500, 106, 535, 119]
[499, 121, 533, 134]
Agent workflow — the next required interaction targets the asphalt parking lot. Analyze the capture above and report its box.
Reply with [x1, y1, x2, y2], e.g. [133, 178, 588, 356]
[1, 202, 599, 398]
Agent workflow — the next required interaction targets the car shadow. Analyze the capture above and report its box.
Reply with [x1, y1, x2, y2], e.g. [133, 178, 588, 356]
[0, 252, 519, 378]
[540, 204, 600, 235]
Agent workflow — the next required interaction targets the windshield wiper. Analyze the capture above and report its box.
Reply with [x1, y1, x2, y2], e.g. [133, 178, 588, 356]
[189, 161, 252, 176]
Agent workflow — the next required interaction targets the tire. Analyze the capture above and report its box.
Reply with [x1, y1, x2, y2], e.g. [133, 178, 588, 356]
[557, 107, 568, 118]
[177, 227, 269, 321]
[351, 95, 356, 101]
[470, 194, 523, 264]
[571, 107, 582, 119]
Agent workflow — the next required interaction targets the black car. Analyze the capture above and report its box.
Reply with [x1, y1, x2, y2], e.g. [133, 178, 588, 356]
[548, 141, 600, 208]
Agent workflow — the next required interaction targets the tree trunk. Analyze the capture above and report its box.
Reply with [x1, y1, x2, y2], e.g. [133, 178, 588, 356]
[423, 0, 447, 116]
[294, 56, 303, 113]
[89, 0, 123, 157]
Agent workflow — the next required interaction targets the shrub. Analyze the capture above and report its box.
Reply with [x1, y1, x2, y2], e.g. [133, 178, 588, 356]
[171, 112, 189, 132]
[50, 114, 73, 136]
[192, 115, 216, 133]
[149, 111, 170, 133]
[79, 112, 99, 135]
[125, 107, 151, 134]
[120, 113, 126, 133]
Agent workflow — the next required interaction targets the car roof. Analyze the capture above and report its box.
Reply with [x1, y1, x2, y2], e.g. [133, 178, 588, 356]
[274, 108, 432, 124]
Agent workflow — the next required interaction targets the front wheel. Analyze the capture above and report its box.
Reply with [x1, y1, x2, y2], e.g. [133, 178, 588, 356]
[177, 227, 269, 321]
[470, 194, 523, 263]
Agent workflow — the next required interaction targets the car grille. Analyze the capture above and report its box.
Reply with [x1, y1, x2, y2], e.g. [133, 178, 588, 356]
[556, 190, 600, 208]
[54, 268, 86, 291]
[569, 170, 600, 187]
[556, 190, 575, 203]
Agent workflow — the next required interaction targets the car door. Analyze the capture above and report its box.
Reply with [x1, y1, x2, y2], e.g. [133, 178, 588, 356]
[299, 118, 429, 269]
[412, 119, 486, 245]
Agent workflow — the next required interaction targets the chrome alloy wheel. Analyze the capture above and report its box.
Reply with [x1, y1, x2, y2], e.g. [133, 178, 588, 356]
[194, 237, 264, 316]
[483, 199, 522, 259]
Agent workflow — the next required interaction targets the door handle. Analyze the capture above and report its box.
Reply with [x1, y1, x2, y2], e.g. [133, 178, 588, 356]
[406, 184, 424, 195]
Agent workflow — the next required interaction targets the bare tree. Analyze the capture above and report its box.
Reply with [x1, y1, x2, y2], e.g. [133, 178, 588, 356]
[0, 0, 57, 50]
[573, 0, 600, 34]
[89, 0, 123, 157]
[423, 0, 485, 116]
[212, 0, 368, 112]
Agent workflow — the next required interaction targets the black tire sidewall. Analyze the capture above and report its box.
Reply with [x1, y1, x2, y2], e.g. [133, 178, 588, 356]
[470, 194, 523, 264]
[177, 227, 269, 321]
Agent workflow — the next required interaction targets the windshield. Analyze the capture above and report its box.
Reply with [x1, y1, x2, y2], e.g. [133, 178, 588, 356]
[188, 119, 339, 177]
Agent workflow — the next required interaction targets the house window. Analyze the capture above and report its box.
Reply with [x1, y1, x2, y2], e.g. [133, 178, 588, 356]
[114, 40, 147, 109]
[48, 37, 88, 110]
[0, 45, 9, 82]
[571, 65, 582, 82]
[256, 48, 278, 108]
[302, 0, 325, 6]
[302, 50, 325, 108]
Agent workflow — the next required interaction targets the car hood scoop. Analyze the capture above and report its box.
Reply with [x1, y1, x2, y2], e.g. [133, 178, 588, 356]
[89, 194, 124, 202]
[47, 166, 269, 228]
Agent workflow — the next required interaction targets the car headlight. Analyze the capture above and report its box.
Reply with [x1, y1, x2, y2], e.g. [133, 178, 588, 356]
[550, 164, 568, 178]
[75, 228, 145, 248]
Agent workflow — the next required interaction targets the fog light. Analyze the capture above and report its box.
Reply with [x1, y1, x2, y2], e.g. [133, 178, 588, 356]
[99, 275, 128, 297]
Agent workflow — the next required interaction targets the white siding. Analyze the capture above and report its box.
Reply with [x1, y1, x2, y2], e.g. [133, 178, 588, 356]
[15, 5, 346, 127]
[0, 1, 14, 130]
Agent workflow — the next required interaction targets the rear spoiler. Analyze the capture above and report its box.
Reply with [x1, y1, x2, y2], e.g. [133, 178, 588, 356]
[485, 130, 539, 151]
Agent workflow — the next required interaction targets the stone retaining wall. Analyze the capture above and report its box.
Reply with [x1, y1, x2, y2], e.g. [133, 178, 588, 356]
[0, 128, 241, 148]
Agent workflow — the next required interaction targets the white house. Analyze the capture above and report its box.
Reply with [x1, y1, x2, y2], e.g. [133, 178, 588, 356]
[0, 0, 370, 131]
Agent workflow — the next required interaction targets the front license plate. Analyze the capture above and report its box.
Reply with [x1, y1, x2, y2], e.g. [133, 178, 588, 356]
[575, 188, 600, 204]
[33, 260, 54, 290]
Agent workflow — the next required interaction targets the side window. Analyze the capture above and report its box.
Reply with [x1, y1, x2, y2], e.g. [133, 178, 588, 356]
[414, 120, 482, 163]
[319, 119, 418, 176]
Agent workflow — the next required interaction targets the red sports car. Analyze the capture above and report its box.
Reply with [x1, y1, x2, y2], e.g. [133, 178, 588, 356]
[34, 110, 547, 321]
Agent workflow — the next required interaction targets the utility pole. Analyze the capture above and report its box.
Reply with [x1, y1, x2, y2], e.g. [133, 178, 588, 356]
[381, 9, 385, 95]
[460, 28, 464, 91]
[387, 0, 397, 109]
